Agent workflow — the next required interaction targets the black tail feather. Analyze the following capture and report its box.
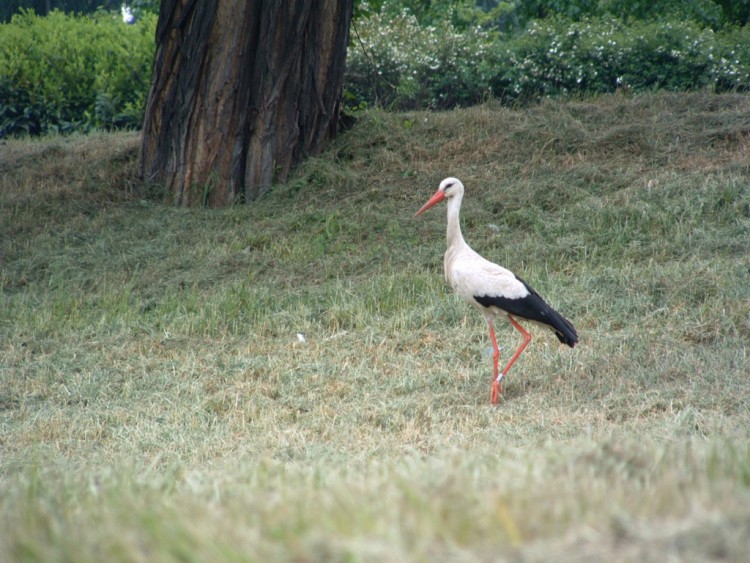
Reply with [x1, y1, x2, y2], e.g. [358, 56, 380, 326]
[544, 306, 578, 347]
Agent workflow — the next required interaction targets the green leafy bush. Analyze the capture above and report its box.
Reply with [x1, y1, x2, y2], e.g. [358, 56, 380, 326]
[2, 5, 749, 134]
[345, 10, 750, 109]
[501, 0, 726, 29]
[502, 16, 750, 99]
[0, 9, 155, 137]
[363, 0, 750, 36]
[711, 25, 750, 91]
[493, 17, 719, 99]
[347, 11, 500, 109]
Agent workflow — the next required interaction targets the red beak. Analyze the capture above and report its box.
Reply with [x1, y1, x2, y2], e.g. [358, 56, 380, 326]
[415, 189, 445, 217]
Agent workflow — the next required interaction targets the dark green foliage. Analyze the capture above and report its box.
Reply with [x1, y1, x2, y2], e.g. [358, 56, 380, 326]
[0, 80, 60, 136]
[2, 2, 750, 135]
[0, 10, 155, 137]
[347, 11, 750, 109]
[715, 0, 750, 26]
[347, 12, 499, 110]
[508, 0, 724, 28]
[361, 1, 750, 33]
[0, 1, 124, 23]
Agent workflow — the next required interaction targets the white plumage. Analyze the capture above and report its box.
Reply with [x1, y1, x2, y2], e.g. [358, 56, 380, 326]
[416, 177, 578, 404]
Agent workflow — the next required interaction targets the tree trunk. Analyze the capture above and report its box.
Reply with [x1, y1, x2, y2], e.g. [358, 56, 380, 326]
[137, 0, 353, 207]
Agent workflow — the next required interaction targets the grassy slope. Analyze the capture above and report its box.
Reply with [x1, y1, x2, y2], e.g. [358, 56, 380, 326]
[1, 92, 750, 561]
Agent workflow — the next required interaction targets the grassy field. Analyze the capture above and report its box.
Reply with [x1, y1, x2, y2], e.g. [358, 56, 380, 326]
[1, 92, 750, 561]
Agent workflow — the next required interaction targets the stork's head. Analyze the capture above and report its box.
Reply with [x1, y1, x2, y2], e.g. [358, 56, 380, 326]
[415, 177, 464, 216]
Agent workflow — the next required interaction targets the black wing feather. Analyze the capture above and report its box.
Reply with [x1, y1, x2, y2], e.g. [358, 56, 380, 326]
[474, 277, 578, 347]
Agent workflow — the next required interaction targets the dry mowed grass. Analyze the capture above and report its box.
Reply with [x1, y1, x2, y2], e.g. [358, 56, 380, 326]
[1, 92, 750, 561]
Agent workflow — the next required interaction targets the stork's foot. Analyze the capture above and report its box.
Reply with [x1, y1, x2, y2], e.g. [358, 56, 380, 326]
[490, 380, 503, 405]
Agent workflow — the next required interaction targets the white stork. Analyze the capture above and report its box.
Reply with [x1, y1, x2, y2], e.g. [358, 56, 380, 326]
[416, 177, 578, 404]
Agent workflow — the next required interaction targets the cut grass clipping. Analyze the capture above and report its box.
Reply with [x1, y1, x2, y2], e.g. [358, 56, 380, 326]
[2, 92, 750, 561]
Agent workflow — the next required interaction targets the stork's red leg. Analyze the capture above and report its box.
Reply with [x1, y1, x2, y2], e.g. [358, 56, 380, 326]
[487, 319, 501, 404]
[501, 315, 532, 378]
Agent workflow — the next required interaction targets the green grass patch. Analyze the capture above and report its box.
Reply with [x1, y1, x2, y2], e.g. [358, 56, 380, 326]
[2, 92, 750, 560]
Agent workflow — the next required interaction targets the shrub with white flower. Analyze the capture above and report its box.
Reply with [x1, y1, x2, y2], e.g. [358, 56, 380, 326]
[346, 10, 498, 109]
[345, 10, 750, 110]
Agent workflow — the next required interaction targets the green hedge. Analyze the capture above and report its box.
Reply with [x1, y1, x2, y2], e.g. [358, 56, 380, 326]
[1, 8, 749, 136]
[0, 9, 155, 137]
[346, 12, 750, 109]
[347, 14, 498, 109]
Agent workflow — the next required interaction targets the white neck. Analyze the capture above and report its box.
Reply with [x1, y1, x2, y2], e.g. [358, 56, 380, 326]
[445, 191, 466, 251]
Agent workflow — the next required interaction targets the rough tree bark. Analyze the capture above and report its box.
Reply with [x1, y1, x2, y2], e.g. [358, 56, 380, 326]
[137, 0, 353, 207]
